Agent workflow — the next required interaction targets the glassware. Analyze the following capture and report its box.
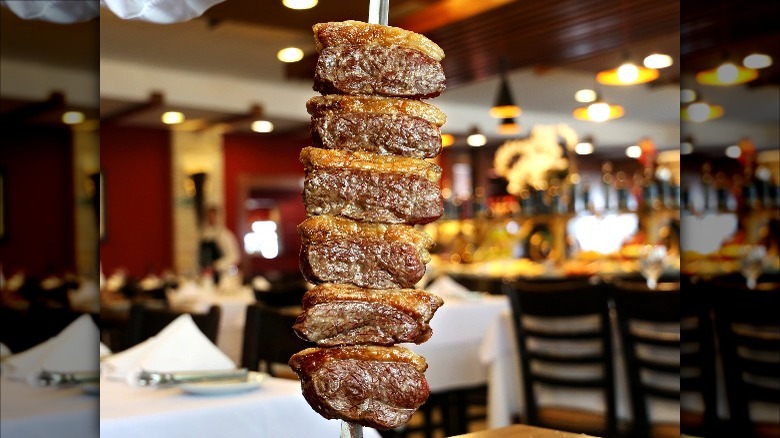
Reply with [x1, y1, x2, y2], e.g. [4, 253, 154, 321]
[740, 245, 766, 290]
[639, 244, 667, 290]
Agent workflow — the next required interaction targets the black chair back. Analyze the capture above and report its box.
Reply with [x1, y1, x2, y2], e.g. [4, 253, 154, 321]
[611, 279, 681, 438]
[120, 303, 220, 350]
[241, 304, 312, 376]
[711, 280, 780, 438]
[503, 278, 617, 437]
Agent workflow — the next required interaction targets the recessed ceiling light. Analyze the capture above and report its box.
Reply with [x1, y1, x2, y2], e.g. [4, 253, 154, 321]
[626, 145, 642, 158]
[277, 47, 304, 63]
[161, 111, 184, 124]
[743, 53, 772, 69]
[680, 89, 697, 103]
[574, 141, 594, 155]
[575, 89, 597, 103]
[725, 145, 741, 159]
[681, 141, 694, 155]
[283, 0, 317, 10]
[643, 53, 673, 69]
[251, 120, 274, 133]
[62, 111, 84, 125]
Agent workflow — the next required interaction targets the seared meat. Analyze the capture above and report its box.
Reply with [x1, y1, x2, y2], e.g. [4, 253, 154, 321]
[294, 283, 443, 346]
[289, 346, 429, 430]
[301, 147, 443, 224]
[314, 45, 445, 99]
[298, 215, 433, 289]
[313, 20, 445, 63]
[311, 113, 442, 158]
[307, 95, 447, 127]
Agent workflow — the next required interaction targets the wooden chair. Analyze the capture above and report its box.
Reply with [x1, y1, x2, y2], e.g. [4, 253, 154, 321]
[120, 303, 220, 350]
[240, 303, 312, 377]
[679, 277, 720, 437]
[711, 280, 780, 438]
[611, 279, 681, 438]
[503, 278, 618, 438]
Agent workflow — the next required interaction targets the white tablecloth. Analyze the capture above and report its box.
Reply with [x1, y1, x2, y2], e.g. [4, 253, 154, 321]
[405, 295, 509, 393]
[167, 285, 256, 363]
[0, 378, 98, 438]
[99, 377, 382, 438]
[479, 309, 680, 428]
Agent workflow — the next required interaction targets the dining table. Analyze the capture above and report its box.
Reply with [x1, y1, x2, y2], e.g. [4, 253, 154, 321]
[0, 377, 99, 438]
[99, 375, 382, 438]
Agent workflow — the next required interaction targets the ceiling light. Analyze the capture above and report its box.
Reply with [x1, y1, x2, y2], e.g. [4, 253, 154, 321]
[696, 61, 758, 85]
[573, 96, 624, 123]
[743, 53, 772, 69]
[681, 100, 724, 122]
[466, 127, 487, 147]
[680, 89, 697, 104]
[626, 145, 642, 159]
[597, 61, 659, 85]
[251, 120, 274, 133]
[497, 117, 520, 135]
[575, 89, 597, 103]
[643, 53, 673, 69]
[277, 47, 304, 63]
[575, 140, 594, 155]
[62, 111, 84, 125]
[681, 136, 694, 155]
[490, 74, 521, 118]
[282, 0, 317, 9]
[441, 133, 454, 148]
[725, 145, 741, 159]
[161, 111, 184, 124]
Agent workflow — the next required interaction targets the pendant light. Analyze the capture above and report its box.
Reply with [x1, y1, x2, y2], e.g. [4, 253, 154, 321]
[573, 93, 624, 122]
[497, 117, 520, 135]
[597, 58, 659, 86]
[490, 59, 520, 119]
[695, 60, 758, 86]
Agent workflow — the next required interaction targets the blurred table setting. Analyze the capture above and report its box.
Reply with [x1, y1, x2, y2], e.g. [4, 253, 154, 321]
[0, 314, 100, 438]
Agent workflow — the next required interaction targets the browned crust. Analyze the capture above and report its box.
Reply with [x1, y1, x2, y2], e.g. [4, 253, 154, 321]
[307, 95, 446, 127]
[298, 215, 433, 263]
[313, 20, 444, 62]
[300, 147, 441, 183]
[301, 283, 443, 321]
[289, 345, 428, 376]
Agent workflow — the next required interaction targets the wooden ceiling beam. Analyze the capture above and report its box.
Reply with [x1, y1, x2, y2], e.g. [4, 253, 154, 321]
[101, 92, 164, 125]
[0, 91, 65, 126]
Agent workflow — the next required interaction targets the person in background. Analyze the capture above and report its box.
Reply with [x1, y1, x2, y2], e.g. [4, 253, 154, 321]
[198, 206, 240, 282]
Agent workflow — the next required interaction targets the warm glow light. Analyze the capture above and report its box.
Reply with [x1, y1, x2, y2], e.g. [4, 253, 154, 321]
[62, 111, 84, 125]
[277, 47, 304, 63]
[575, 141, 594, 155]
[643, 53, 673, 69]
[441, 133, 454, 147]
[681, 141, 694, 155]
[467, 133, 487, 147]
[725, 145, 742, 159]
[696, 63, 758, 85]
[497, 118, 520, 135]
[680, 89, 697, 103]
[282, 0, 317, 9]
[587, 102, 611, 122]
[743, 53, 772, 69]
[626, 145, 642, 158]
[251, 120, 274, 133]
[617, 63, 639, 83]
[573, 103, 624, 122]
[597, 64, 659, 85]
[489, 105, 521, 118]
[682, 102, 724, 122]
[161, 111, 184, 124]
[575, 89, 597, 103]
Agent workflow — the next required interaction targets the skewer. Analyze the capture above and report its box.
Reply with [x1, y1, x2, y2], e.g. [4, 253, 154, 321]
[340, 2, 389, 437]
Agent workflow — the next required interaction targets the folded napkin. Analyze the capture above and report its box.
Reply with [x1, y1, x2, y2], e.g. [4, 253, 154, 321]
[102, 314, 234, 385]
[100, 342, 112, 358]
[426, 275, 478, 299]
[3, 314, 100, 385]
[0, 342, 10, 358]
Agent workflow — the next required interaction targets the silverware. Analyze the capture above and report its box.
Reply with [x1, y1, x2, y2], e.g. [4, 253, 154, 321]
[37, 370, 100, 386]
[136, 368, 249, 386]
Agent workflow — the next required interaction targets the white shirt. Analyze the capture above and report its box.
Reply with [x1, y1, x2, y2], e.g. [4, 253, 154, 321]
[200, 225, 240, 273]
[1, 0, 225, 23]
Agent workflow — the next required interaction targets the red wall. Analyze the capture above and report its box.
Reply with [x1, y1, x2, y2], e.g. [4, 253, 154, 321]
[223, 133, 307, 276]
[100, 126, 172, 277]
[0, 128, 75, 277]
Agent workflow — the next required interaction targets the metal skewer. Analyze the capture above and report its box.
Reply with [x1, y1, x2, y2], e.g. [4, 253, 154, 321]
[339, 2, 388, 437]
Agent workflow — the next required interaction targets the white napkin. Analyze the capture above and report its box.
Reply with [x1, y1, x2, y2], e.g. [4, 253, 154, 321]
[69, 280, 99, 310]
[102, 314, 234, 385]
[3, 314, 99, 384]
[100, 342, 112, 358]
[425, 275, 475, 299]
[0, 342, 11, 358]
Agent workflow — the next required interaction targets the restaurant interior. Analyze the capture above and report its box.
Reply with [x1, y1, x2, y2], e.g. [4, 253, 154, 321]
[1, 1, 779, 438]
